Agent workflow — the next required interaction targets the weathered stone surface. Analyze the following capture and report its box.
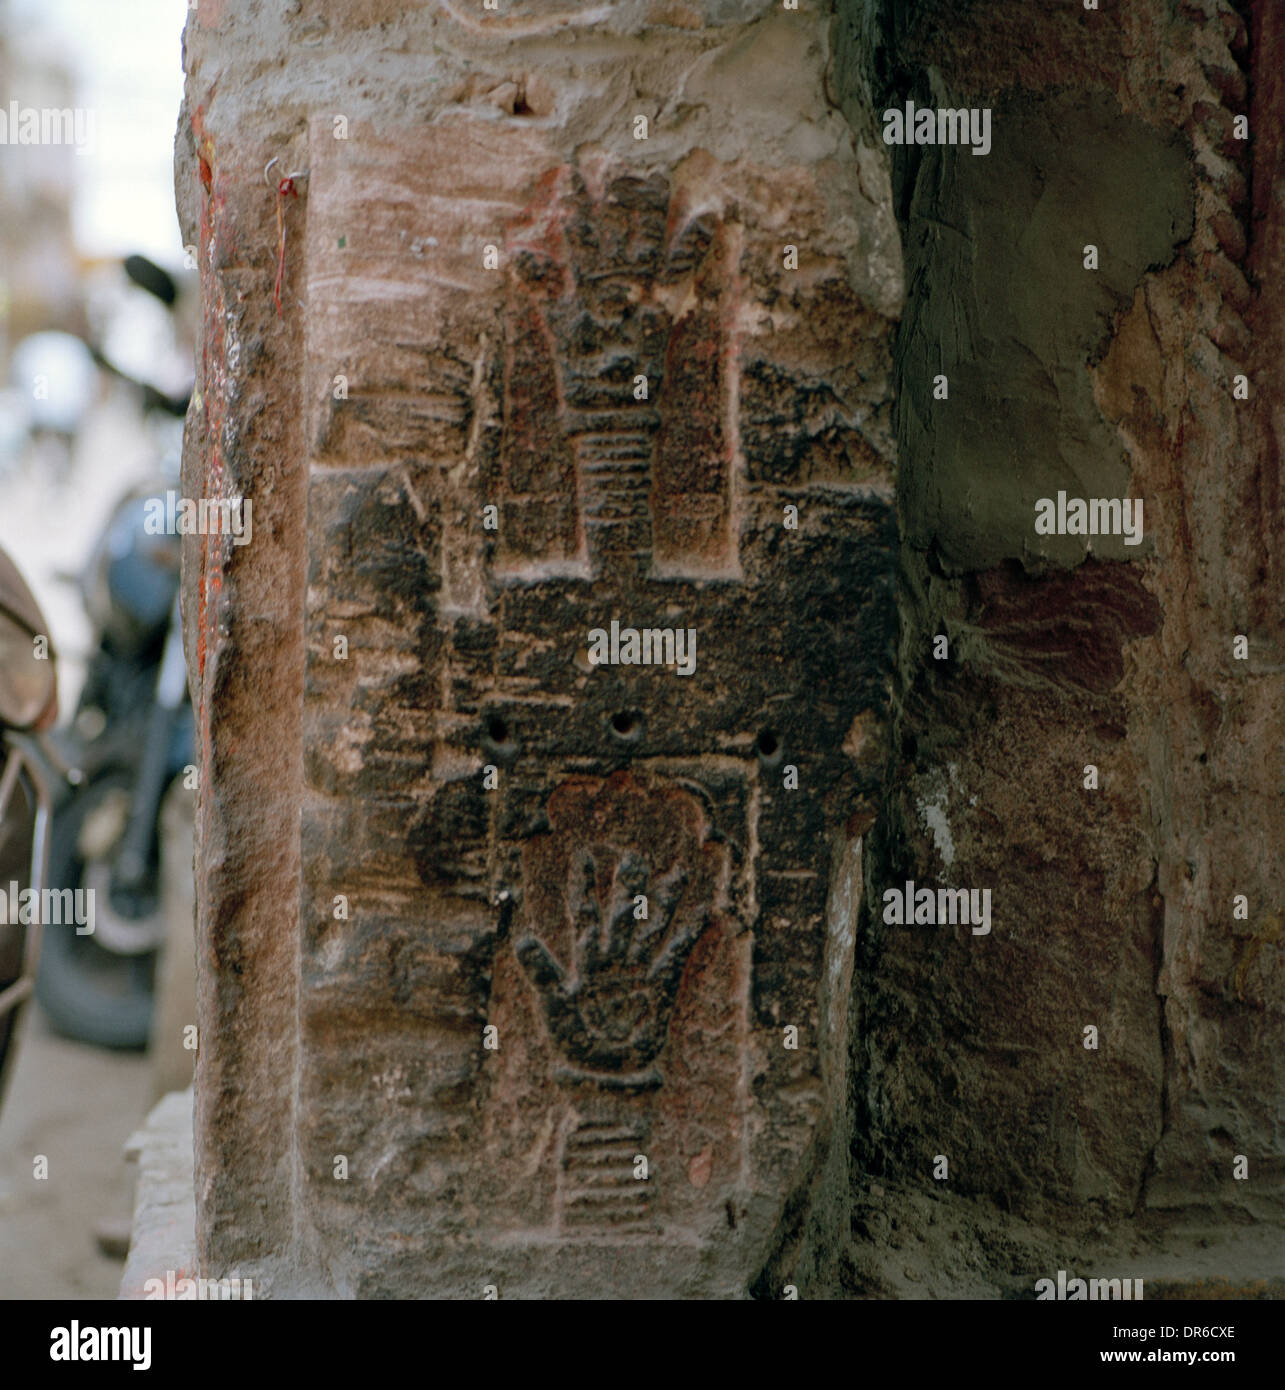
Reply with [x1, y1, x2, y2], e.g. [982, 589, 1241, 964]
[177, 0, 1284, 1300]
[119, 1090, 197, 1301]
[834, 0, 1285, 1295]
[179, 0, 898, 1296]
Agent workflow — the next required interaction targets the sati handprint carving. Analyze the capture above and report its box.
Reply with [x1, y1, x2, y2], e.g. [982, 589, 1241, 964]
[515, 773, 731, 1088]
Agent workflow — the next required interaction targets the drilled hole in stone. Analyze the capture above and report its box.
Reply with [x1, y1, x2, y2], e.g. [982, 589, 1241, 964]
[486, 715, 510, 746]
[610, 710, 641, 741]
[756, 728, 781, 762]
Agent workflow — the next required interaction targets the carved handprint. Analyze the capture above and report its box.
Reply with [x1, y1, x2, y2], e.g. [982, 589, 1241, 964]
[495, 161, 731, 574]
[505, 162, 720, 419]
[513, 774, 730, 1086]
[516, 844, 706, 1084]
[517, 839, 723, 1089]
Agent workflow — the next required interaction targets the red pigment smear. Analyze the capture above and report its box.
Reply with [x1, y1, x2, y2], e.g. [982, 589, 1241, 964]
[274, 176, 298, 317]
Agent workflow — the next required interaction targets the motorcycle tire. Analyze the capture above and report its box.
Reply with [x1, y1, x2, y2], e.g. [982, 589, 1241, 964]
[0, 754, 39, 1109]
[35, 770, 159, 1050]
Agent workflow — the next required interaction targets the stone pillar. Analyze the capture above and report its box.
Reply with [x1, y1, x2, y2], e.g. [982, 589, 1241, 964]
[178, 0, 899, 1297]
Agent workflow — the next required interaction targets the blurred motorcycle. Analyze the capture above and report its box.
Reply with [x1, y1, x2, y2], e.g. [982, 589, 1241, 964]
[33, 472, 192, 1050]
[6, 330, 100, 482]
[0, 548, 57, 1112]
[33, 253, 195, 1051]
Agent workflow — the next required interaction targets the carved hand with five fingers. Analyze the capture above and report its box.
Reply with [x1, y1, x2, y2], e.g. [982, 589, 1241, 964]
[516, 845, 705, 1079]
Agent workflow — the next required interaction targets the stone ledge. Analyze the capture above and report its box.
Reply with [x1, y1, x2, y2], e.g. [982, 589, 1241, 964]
[119, 1088, 197, 1301]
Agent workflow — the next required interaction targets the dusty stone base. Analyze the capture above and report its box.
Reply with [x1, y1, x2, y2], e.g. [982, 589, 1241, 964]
[843, 1183, 1285, 1301]
[115, 1096, 1284, 1298]
[119, 1089, 196, 1301]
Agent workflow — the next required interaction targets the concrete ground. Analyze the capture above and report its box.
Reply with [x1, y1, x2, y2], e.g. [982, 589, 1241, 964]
[0, 1009, 151, 1298]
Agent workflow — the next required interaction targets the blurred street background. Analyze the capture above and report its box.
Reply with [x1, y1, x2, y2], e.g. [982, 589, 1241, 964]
[0, 0, 192, 1299]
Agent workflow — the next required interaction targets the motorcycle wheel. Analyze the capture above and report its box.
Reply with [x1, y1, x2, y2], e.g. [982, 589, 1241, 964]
[35, 770, 160, 1049]
[0, 757, 39, 1106]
